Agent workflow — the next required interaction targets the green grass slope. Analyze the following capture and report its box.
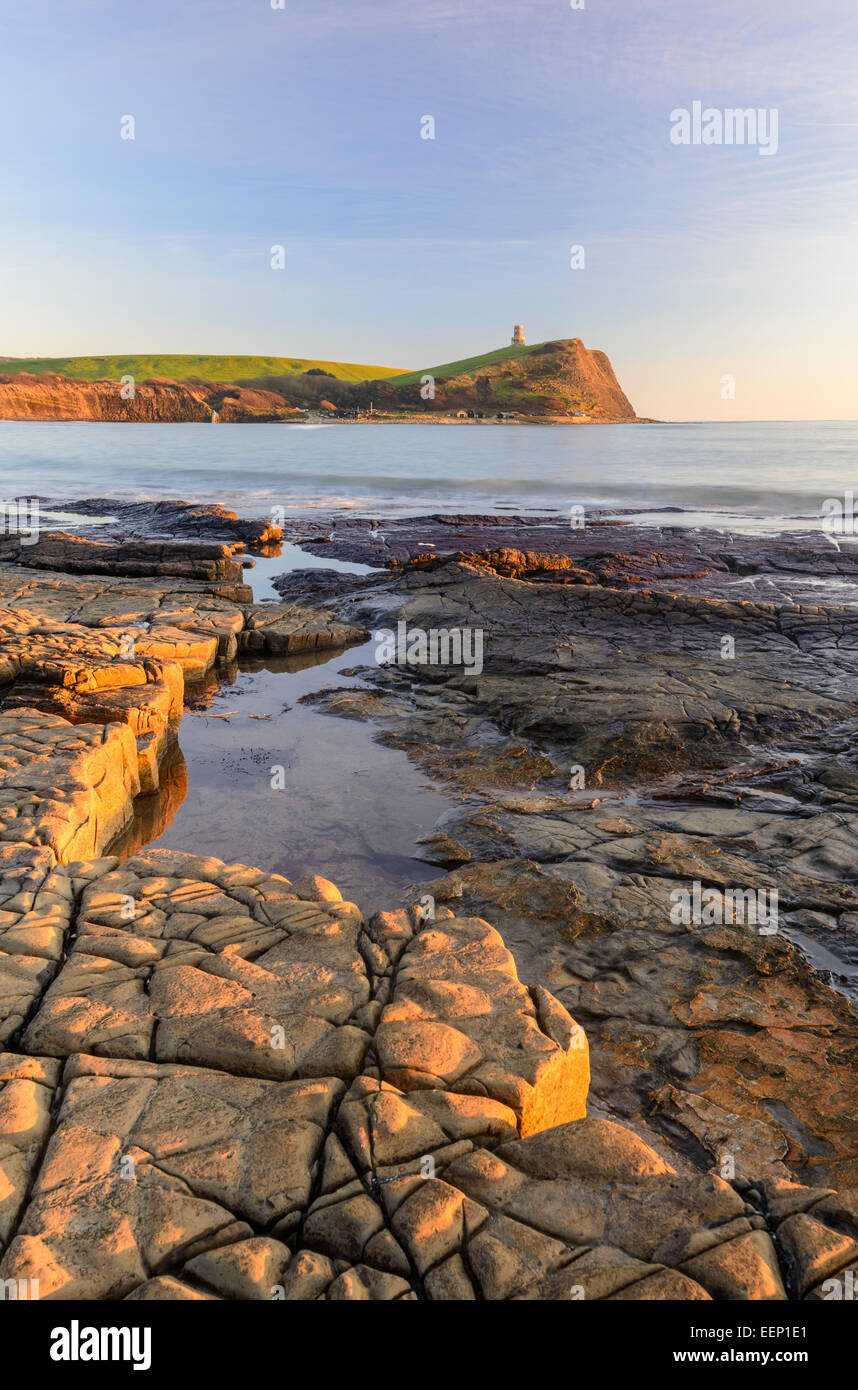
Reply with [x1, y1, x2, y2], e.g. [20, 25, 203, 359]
[392, 341, 545, 387]
[0, 354, 409, 384]
[386, 338, 637, 419]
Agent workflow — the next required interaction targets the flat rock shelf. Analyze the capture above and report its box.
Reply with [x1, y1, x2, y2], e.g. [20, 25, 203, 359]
[1, 515, 858, 1300]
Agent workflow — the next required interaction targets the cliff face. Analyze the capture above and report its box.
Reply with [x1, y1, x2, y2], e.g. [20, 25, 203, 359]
[389, 338, 637, 419]
[0, 372, 302, 422]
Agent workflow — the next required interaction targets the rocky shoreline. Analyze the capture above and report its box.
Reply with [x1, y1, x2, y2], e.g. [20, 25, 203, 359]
[1, 505, 857, 1301]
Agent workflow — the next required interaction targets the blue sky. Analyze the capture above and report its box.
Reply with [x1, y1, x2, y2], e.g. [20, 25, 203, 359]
[1, 0, 856, 419]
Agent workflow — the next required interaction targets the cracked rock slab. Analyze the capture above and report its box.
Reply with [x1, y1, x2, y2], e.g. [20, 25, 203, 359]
[0, 1053, 342, 1300]
[21, 849, 374, 1082]
[374, 913, 589, 1133]
[0, 1052, 62, 1257]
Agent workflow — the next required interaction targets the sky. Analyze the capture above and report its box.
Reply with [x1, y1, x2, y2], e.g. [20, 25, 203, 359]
[0, 0, 856, 420]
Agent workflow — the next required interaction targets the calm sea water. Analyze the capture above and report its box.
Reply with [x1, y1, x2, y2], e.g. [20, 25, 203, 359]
[1, 419, 857, 531]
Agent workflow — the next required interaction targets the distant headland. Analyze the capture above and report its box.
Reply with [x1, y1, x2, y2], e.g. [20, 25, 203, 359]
[0, 331, 638, 423]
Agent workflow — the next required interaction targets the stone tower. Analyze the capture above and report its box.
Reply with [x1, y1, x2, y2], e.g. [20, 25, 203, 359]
[511, 325, 525, 345]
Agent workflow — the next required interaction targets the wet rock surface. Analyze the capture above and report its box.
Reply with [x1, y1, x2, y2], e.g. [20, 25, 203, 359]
[47, 498, 281, 547]
[0, 531, 250, 584]
[293, 524, 858, 1203]
[280, 510, 858, 602]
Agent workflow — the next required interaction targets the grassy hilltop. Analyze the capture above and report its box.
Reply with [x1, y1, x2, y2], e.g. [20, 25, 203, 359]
[376, 338, 637, 419]
[0, 353, 409, 384]
[392, 341, 540, 387]
[244, 338, 636, 419]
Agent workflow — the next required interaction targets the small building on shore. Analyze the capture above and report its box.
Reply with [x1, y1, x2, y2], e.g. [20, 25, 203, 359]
[511, 325, 525, 345]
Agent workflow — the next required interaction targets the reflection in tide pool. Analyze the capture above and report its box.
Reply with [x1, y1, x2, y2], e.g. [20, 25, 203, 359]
[110, 639, 450, 918]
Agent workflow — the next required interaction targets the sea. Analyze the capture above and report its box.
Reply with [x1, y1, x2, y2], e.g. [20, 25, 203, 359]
[1, 418, 857, 534]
